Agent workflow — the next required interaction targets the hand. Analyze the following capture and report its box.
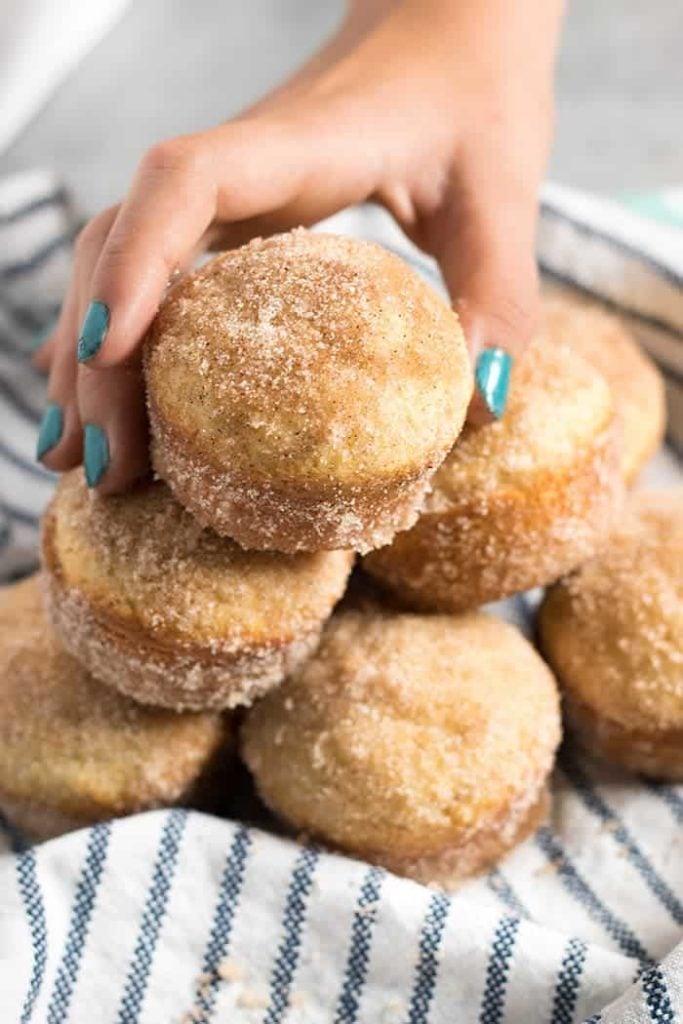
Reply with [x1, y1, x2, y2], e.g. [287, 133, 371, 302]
[36, 0, 564, 492]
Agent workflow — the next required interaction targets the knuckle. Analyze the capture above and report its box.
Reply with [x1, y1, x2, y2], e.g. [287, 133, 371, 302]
[139, 135, 204, 180]
[74, 206, 118, 260]
[489, 290, 538, 346]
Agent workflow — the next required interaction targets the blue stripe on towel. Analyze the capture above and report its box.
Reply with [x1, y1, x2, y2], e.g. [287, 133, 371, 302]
[407, 890, 451, 1024]
[535, 827, 650, 965]
[193, 825, 252, 1020]
[334, 865, 385, 1024]
[0, 189, 67, 226]
[117, 809, 187, 1024]
[17, 848, 48, 1024]
[263, 845, 320, 1024]
[0, 232, 73, 282]
[645, 783, 683, 827]
[1, 809, 27, 853]
[551, 936, 588, 1024]
[0, 376, 42, 424]
[640, 963, 676, 1023]
[561, 756, 683, 926]
[486, 869, 530, 920]
[46, 822, 111, 1024]
[540, 201, 683, 291]
[540, 267, 683, 345]
[0, 439, 55, 481]
[479, 915, 521, 1024]
[1, 499, 41, 529]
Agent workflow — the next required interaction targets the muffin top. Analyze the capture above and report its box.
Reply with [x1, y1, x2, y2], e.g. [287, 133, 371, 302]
[42, 470, 354, 650]
[0, 575, 226, 819]
[540, 489, 683, 730]
[428, 336, 615, 508]
[145, 230, 472, 488]
[242, 609, 561, 859]
[540, 290, 665, 482]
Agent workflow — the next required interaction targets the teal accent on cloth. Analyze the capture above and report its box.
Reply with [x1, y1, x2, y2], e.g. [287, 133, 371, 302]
[620, 190, 683, 230]
[36, 403, 63, 459]
[475, 347, 512, 420]
[83, 423, 109, 486]
[77, 300, 110, 361]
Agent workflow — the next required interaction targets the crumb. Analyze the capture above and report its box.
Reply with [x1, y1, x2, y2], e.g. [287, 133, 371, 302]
[237, 989, 270, 1010]
[217, 957, 244, 983]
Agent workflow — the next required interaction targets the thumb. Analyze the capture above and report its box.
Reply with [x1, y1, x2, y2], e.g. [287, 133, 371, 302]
[435, 178, 540, 425]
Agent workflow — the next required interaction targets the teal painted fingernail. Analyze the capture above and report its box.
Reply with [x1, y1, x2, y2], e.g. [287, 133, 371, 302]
[77, 300, 110, 362]
[84, 423, 109, 487]
[36, 403, 63, 459]
[475, 347, 512, 419]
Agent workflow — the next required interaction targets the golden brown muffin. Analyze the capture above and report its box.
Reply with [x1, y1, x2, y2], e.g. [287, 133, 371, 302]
[0, 575, 231, 839]
[144, 230, 472, 554]
[242, 610, 561, 886]
[539, 489, 683, 780]
[363, 337, 623, 612]
[42, 471, 354, 711]
[540, 289, 666, 483]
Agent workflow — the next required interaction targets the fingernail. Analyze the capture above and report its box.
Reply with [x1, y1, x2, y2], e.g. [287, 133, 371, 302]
[77, 300, 110, 362]
[475, 347, 512, 419]
[84, 423, 109, 487]
[36, 403, 63, 459]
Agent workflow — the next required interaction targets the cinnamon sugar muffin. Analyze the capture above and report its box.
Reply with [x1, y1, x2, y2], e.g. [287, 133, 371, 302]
[540, 289, 666, 483]
[242, 610, 561, 887]
[42, 470, 353, 711]
[0, 575, 231, 839]
[539, 490, 683, 780]
[144, 230, 472, 553]
[363, 337, 623, 612]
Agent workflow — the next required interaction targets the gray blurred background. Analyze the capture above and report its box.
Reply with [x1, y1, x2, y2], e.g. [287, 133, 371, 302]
[2, 0, 681, 214]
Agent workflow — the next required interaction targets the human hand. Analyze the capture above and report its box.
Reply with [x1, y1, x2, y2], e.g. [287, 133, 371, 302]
[36, 0, 564, 492]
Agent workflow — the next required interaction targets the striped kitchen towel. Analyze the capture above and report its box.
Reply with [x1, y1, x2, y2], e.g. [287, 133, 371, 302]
[0, 170, 682, 1023]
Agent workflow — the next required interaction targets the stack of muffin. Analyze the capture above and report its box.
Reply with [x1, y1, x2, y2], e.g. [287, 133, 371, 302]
[1, 231, 680, 889]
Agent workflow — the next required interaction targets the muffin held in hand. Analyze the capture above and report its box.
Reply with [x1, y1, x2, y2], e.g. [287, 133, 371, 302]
[144, 230, 472, 553]
[540, 289, 666, 484]
[539, 489, 683, 781]
[42, 470, 353, 711]
[242, 609, 561, 887]
[0, 575, 231, 839]
[363, 336, 623, 612]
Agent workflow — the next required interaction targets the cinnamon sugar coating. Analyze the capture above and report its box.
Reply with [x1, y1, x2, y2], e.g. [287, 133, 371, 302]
[242, 610, 561, 885]
[0, 575, 230, 838]
[539, 489, 683, 780]
[42, 471, 354, 711]
[540, 288, 666, 483]
[144, 229, 472, 553]
[363, 337, 623, 612]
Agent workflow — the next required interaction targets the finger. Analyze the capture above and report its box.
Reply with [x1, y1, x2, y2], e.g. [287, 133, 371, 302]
[77, 355, 149, 493]
[36, 275, 83, 470]
[434, 167, 540, 426]
[76, 117, 377, 371]
[37, 208, 118, 469]
[31, 333, 57, 373]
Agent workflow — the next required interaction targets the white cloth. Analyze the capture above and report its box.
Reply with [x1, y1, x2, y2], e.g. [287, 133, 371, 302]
[0, 170, 681, 1023]
[0, 0, 131, 154]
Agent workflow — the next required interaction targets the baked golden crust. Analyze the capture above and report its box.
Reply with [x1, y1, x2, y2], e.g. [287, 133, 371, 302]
[539, 489, 683, 780]
[540, 288, 666, 483]
[363, 338, 623, 611]
[0, 575, 231, 835]
[42, 471, 354, 710]
[145, 229, 473, 553]
[242, 610, 561, 884]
